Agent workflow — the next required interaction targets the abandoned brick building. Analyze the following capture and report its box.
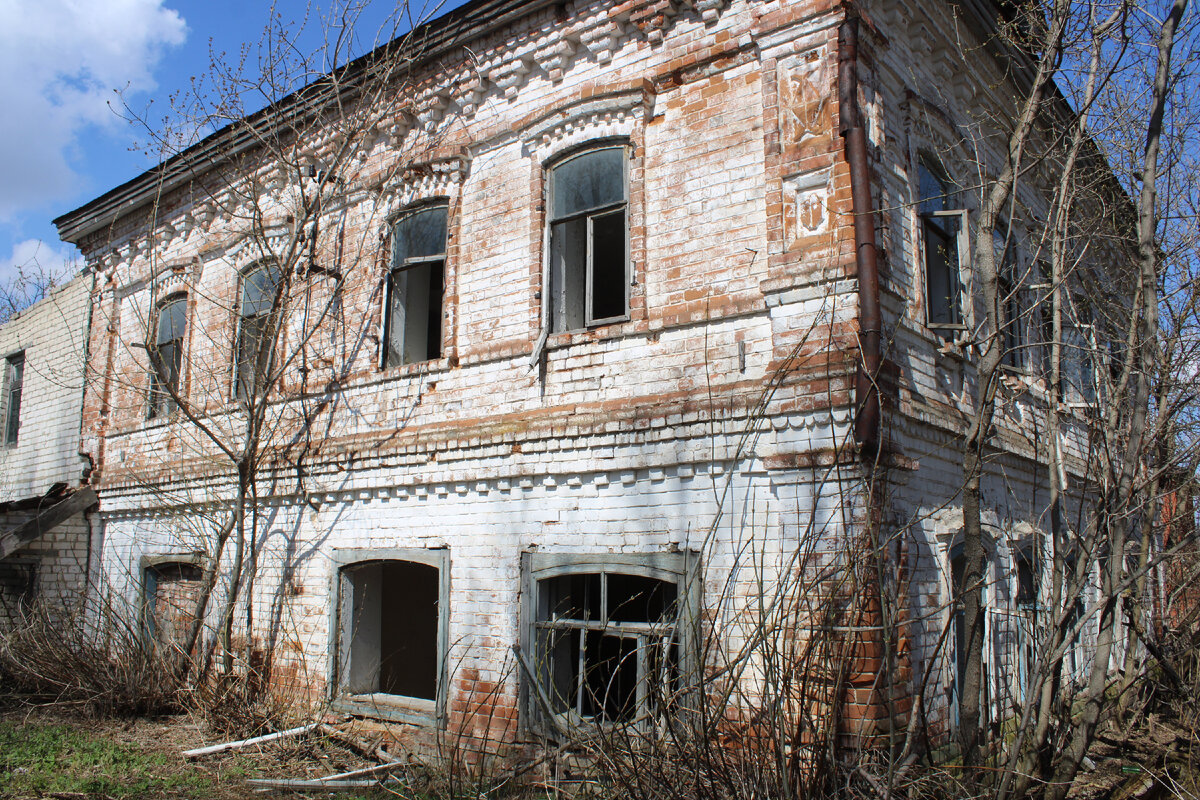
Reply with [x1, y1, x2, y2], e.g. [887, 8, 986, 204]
[0, 274, 96, 627]
[50, 0, 1106, 754]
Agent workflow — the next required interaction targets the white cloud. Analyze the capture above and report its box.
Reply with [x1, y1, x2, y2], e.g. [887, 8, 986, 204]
[0, 238, 80, 289]
[0, 0, 186, 220]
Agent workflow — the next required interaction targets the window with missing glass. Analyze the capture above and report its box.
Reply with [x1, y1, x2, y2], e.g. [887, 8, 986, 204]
[523, 552, 695, 735]
[918, 160, 966, 330]
[992, 227, 1024, 370]
[149, 296, 187, 417]
[384, 205, 447, 367]
[235, 263, 281, 400]
[3, 352, 24, 445]
[548, 146, 629, 333]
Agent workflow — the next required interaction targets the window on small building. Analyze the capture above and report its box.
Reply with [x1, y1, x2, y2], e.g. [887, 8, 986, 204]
[0, 558, 36, 620]
[385, 205, 447, 367]
[149, 296, 187, 417]
[525, 553, 692, 733]
[992, 227, 1024, 370]
[235, 263, 281, 400]
[918, 160, 965, 330]
[3, 352, 24, 446]
[548, 146, 629, 333]
[143, 561, 202, 651]
[333, 551, 448, 722]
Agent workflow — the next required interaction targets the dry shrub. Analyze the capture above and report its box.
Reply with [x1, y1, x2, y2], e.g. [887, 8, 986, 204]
[0, 601, 182, 717]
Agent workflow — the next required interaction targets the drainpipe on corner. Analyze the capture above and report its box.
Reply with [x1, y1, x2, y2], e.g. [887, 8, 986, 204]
[838, 15, 882, 457]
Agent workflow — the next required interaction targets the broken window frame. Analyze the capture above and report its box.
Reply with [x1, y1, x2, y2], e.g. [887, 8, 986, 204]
[546, 144, 631, 334]
[233, 261, 282, 401]
[148, 294, 188, 418]
[918, 160, 968, 332]
[2, 351, 23, 446]
[329, 547, 450, 725]
[520, 551, 698, 738]
[381, 203, 448, 369]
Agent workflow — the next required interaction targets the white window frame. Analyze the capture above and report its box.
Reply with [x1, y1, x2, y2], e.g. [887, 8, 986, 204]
[328, 547, 450, 725]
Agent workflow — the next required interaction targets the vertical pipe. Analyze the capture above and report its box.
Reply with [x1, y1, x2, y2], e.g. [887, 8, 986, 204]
[838, 16, 882, 455]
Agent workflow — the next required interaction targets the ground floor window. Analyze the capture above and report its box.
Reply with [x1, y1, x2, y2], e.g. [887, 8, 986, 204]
[142, 559, 203, 651]
[331, 548, 448, 723]
[522, 552, 695, 734]
[0, 558, 36, 620]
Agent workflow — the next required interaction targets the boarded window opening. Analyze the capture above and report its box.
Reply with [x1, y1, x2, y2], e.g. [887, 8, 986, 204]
[341, 560, 439, 701]
[144, 562, 202, 649]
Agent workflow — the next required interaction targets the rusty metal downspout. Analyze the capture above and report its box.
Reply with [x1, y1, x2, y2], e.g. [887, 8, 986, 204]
[839, 13, 898, 758]
[838, 15, 882, 456]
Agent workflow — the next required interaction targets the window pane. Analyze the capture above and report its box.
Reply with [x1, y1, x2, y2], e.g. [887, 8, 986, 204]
[236, 315, 269, 398]
[925, 222, 959, 326]
[583, 633, 637, 721]
[918, 162, 950, 215]
[552, 148, 625, 219]
[5, 355, 23, 445]
[393, 206, 448, 265]
[157, 298, 187, 345]
[385, 260, 444, 367]
[590, 210, 626, 323]
[540, 573, 601, 620]
[550, 218, 587, 333]
[241, 264, 280, 317]
[606, 573, 677, 623]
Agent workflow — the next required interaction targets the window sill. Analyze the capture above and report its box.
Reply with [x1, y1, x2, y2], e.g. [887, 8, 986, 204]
[545, 318, 636, 353]
[332, 692, 438, 726]
[379, 355, 453, 378]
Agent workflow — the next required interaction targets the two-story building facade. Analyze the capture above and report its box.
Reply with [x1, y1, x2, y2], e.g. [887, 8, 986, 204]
[52, 0, 1107, 758]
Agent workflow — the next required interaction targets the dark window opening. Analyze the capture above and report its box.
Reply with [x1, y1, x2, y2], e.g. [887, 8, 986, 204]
[993, 228, 1024, 370]
[918, 161, 963, 329]
[235, 264, 281, 400]
[149, 296, 187, 417]
[0, 559, 36, 619]
[4, 352, 24, 445]
[385, 206, 446, 367]
[341, 560, 439, 702]
[548, 146, 629, 332]
[535, 570, 678, 725]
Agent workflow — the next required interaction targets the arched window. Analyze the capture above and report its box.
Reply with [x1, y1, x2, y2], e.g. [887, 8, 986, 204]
[332, 548, 449, 724]
[149, 295, 187, 417]
[384, 204, 447, 367]
[548, 145, 629, 332]
[523, 552, 694, 735]
[235, 263, 281, 399]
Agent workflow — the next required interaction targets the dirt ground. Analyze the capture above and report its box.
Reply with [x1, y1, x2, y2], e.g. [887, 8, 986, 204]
[0, 702, 404, 799]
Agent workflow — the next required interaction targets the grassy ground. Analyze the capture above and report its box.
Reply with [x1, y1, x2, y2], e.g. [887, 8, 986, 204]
[0, 706, 400, 799]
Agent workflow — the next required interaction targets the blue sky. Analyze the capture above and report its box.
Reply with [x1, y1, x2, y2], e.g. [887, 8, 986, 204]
[0, 0, 467, 289]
